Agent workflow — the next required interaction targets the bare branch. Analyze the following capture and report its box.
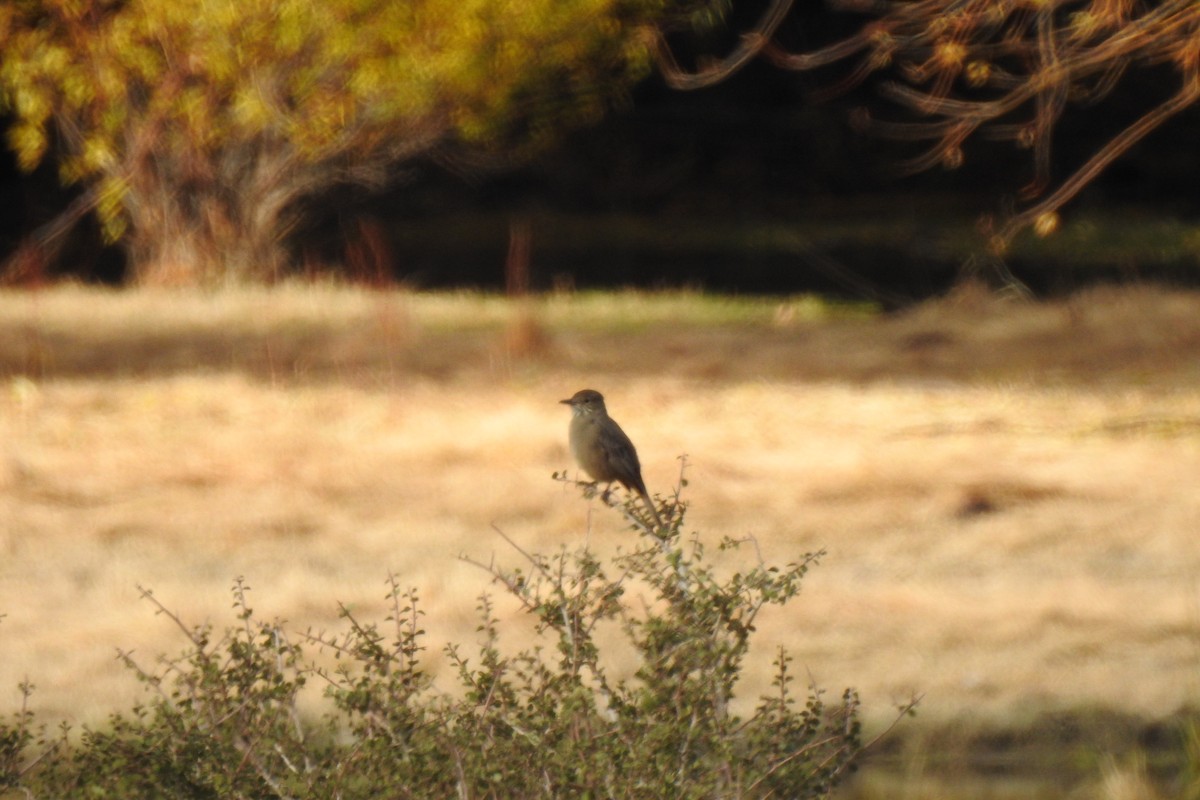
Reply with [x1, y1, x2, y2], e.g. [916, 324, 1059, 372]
[660, 0, 1200, 241]
[655, 0, 798, 89]
[998, 78, 1200, 247]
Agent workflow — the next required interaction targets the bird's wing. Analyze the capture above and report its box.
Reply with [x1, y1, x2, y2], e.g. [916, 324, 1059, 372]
[598, 422, 647, 495]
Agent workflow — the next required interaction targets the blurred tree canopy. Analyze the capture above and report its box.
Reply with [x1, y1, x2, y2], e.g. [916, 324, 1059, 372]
[5, 0, 1198, 289]
[0, 0, 707, 285]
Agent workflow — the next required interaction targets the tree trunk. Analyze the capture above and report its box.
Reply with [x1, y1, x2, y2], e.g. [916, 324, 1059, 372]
[126, 206, 287, 286]
[121, 143, 294, 286]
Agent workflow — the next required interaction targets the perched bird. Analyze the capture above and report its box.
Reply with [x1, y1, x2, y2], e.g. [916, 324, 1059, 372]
[560, 389, 663, 528]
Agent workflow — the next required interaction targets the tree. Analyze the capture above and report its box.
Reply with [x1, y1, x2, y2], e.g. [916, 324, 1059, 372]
[656, 0, 1200, 252]
[0, 0, 693, 285]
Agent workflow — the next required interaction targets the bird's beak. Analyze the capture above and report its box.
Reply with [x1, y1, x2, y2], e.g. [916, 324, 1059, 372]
[559, 398, 573, 405]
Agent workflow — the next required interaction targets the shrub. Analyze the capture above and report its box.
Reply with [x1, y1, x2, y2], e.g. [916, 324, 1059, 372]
[2, 473, 898, 798]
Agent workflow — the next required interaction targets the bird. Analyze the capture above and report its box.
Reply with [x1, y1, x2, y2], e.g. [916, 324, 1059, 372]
[560, 388, 663, 529]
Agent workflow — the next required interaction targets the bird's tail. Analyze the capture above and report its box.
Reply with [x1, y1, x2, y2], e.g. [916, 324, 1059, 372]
[638, 489, 664, 530]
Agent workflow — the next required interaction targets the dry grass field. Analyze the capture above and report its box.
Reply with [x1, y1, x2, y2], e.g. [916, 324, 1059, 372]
[3, 282, 1200, 790]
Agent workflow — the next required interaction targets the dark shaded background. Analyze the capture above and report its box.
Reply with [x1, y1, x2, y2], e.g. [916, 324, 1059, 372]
[3, 4, 1199, 299]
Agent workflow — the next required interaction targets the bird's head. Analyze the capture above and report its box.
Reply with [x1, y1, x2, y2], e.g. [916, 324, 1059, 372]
[560, 389, 606, 416]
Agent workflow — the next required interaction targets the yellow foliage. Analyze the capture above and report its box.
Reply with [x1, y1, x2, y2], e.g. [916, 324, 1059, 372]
[965, 60, 991, 87]
[81, 137, 116, 172]
[1, 0, 664, 180]
[1068, 10, 1100, 40]
[12, 85, 52, 126]
[1033, 211, 1060, 238]
[934, 40, 967, 70]
[96, 175, 129, 242]
[0, 0, 672, 280]
[7, 122, 47, 171]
